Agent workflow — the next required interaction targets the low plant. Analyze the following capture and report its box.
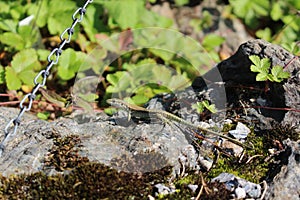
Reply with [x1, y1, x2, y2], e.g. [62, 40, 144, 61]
[192, 100, 217, 114]
[249, 55, 290, 82]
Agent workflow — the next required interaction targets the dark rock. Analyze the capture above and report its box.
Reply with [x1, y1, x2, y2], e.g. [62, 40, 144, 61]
[206, 39, 299, 130]
[265, 139, 300, 199]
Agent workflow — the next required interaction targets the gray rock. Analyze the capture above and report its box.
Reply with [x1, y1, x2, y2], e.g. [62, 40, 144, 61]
[265, 139, 300, 200]
[0, 106, 198, 177]
[235, 187, 246, 199]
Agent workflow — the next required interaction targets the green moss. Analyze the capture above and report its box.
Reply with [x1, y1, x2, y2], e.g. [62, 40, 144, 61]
[207, 123, 299, 183]
[0, 162, 173, 199]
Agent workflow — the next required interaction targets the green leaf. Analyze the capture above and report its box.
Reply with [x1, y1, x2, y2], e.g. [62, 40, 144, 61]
[11, 48, 39, 73]
[249, 55, 270, 73]
[27, 0, 49, 27]
[271, 3, 283, 21]
[256, 28, 272, 41]
[256, 72, 268, 81]
[249, 55, 261, 68]
[192, 102, 205, 114]
[5, 67, 22, 90]
[106, 71, 131, 93]
[48, 12, 75, 35]
[271, 65, 290, 82]
[229, 0, 269, 28]
[0, 32, 24, 50]
[202, 100, 217, 113]
[5, 49, 40, 90]
[131, 95, 149, 105]
[0, 19, 17, 32]
[57, 49, 87, 81]
[202, 34, 225, 51]
[103, 0, 144, 29]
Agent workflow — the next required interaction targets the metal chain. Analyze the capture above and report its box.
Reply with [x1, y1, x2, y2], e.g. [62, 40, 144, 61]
[0, 0, 93, 151]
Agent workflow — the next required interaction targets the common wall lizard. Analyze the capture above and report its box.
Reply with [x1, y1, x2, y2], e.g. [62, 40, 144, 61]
[107, 98, 252, 149]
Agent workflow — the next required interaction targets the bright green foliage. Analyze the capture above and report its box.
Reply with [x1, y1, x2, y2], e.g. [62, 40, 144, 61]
[229, 0, 300, 45]
[102, 0, 172, 30]
[103, 0, 144, 30]
[57, 49, 87, 81]
[282, 42, 300, 56]
[192, 100, 217, 114]
[270, 65, 291, 82]
[27, 0, 77, 36]
[249, 55, 290, 82]
[106, 60, 190, 104]
[5, 48, 41, 90]
[202, 34, 225, 51]
[229, 0, 269, 28]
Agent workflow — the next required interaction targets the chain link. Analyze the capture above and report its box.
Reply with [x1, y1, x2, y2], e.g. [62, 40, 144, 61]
[0, 0, 93, 152]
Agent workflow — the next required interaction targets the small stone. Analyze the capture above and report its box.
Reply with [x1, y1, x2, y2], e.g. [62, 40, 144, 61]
[229, 122, 250, 139]
[222, 140, 244, 157]
[235, 187, 246, 199]
[187, 184, 198, 193]
[153, 183, 176, 196]
[198, 156, 213, 171]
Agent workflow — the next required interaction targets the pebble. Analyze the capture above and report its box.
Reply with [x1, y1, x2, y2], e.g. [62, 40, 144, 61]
[212, 173, 261, 198]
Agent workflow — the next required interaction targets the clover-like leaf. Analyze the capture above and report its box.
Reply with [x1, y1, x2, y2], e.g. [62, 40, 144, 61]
[5, 67, 22, 90]
[5, 48, 40, 90]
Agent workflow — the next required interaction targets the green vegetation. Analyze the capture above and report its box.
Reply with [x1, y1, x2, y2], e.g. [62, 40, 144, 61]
[249, 55, 290, 82]
[192, 100, 217, 114]
[0, 0, 298, 115]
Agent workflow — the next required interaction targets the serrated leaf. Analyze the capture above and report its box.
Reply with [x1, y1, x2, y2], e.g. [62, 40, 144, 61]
[249, 55, 270, 73]
[249, 55, 261, 67]
[11, 48, 38, 72]
[18, 70, 36, 86]
[103, 0, 144, 29]
[5, 67, 22, 90]
[0, 19, 17, 32]
[256, 72, 268, 81]
[0, 32, 24, 50]
[260, 58, 271, 72]
[250, 64, 260, 73]
[271, 65, 290, 82]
